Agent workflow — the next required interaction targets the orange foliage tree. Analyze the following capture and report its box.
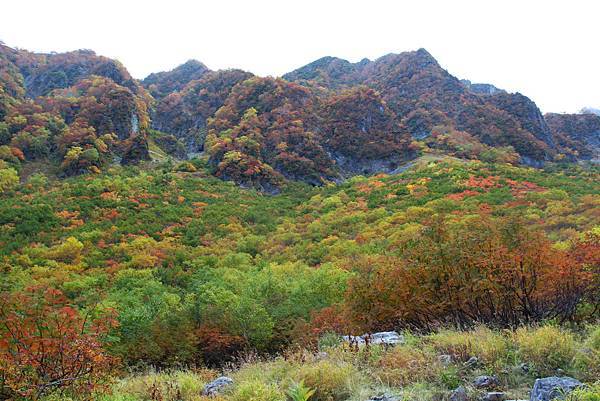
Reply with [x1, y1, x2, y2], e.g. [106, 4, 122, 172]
[0, 286, 118, 400]
[343, 215, 597, 331]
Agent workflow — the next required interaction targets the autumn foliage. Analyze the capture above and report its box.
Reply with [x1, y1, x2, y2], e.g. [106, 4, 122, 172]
[0, 286, 118, 399]
[344, 215, 598, 331]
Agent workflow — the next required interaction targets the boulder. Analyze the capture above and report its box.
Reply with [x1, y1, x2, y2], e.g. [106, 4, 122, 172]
[439, 354, 453, 366]
[529, 377, 582, 401]
[465, 356, 479, 368]
[474, 375, 499, 389]
[343, 331, 404, 346]
[484, 392, 505, 401]
[450, 386, 468, 401]
[202, 376, 234, 397]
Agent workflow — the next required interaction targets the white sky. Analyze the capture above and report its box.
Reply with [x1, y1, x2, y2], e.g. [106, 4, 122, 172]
[1, 0, 598, 113]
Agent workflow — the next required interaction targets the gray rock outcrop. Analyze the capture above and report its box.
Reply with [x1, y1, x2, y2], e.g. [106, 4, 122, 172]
[342, 331, 405, 346]
[474, 375, 500, 389]
[202, 376, 234, 397]
[529, 377, 582, 401]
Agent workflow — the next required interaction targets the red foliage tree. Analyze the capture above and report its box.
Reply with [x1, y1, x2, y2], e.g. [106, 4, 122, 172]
[0, 286, 118, 400]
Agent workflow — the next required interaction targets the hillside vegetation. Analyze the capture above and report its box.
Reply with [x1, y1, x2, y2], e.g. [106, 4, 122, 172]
[0, 42, 599, 401]
[2, 43, 600, 190]
[0, 156, 598, 399]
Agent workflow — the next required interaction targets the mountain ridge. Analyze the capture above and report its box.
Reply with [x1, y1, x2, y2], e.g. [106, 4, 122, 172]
[1, 43, 598, 190]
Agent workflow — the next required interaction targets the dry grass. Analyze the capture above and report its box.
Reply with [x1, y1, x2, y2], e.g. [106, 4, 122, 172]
[513, 325, 577, 376]
[45, 325, 600, 401]
[375, 345, 440, 386]
[426, 326, 511, 367]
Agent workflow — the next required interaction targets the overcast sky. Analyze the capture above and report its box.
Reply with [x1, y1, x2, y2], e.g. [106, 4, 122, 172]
[2, 0, 598, 113]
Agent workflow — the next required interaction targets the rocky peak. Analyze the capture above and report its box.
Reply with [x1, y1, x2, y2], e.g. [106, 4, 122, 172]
[142, 59, 211, 99]
[580, 107, 600, 116]
[282, 56, 362, 87]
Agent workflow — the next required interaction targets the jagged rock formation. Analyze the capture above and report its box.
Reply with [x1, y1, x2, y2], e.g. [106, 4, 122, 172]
[2, 42, 598, 187]
[0, 43, 153, 173]
[284, 49, 556, 163]
[546, 112, 600, 161]
[461, 80, 505, 96]
[151, 69, 253, 152]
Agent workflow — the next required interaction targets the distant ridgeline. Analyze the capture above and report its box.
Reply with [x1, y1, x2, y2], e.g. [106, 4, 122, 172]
[1, 43, 598, 189]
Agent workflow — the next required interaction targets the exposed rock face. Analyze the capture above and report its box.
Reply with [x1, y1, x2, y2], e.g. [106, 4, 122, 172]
[151, 69, 253, 152]
[462, 80, 505, 96]
[121, 134, 151, 165]
[202, 376, 234, 397]
[151, 132, 188, 159]
[321, 86, 414, 175]
[545, 112, 600, 161]
[142, 60, 210, 99]
[343, 331, 405, 346]
[488, 92, 554, 148]
[529, 377, 582, 401]
[42, 75, 147, 140]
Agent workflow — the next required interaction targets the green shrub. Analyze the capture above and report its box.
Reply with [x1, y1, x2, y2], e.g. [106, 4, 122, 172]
[514, 326, 577, 375]
[112, 370, 213, 401]
[427, 326, 511, 367]
[0, 166, 19, 193]
[318, 332, 342, 351]
[566, 382, 600, 401]
[437, 366, 461, 389]
[295, 360, 359, 401]
[574, 325, 600, 381]
[231, 380, 285, 401]
[287, 380, 316, 401]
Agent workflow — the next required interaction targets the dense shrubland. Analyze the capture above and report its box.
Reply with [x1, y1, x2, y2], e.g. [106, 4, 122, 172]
[0, 157, 598, 399]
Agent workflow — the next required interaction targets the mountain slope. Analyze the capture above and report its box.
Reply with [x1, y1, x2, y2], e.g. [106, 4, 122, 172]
[142, 59, 210, 99]
[546, 112, 600, 161]
[1, 43, 598, 190]
[284, 49, 556, 163]
[0, 43, 153, 175]
[152, 69, 254, 152]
